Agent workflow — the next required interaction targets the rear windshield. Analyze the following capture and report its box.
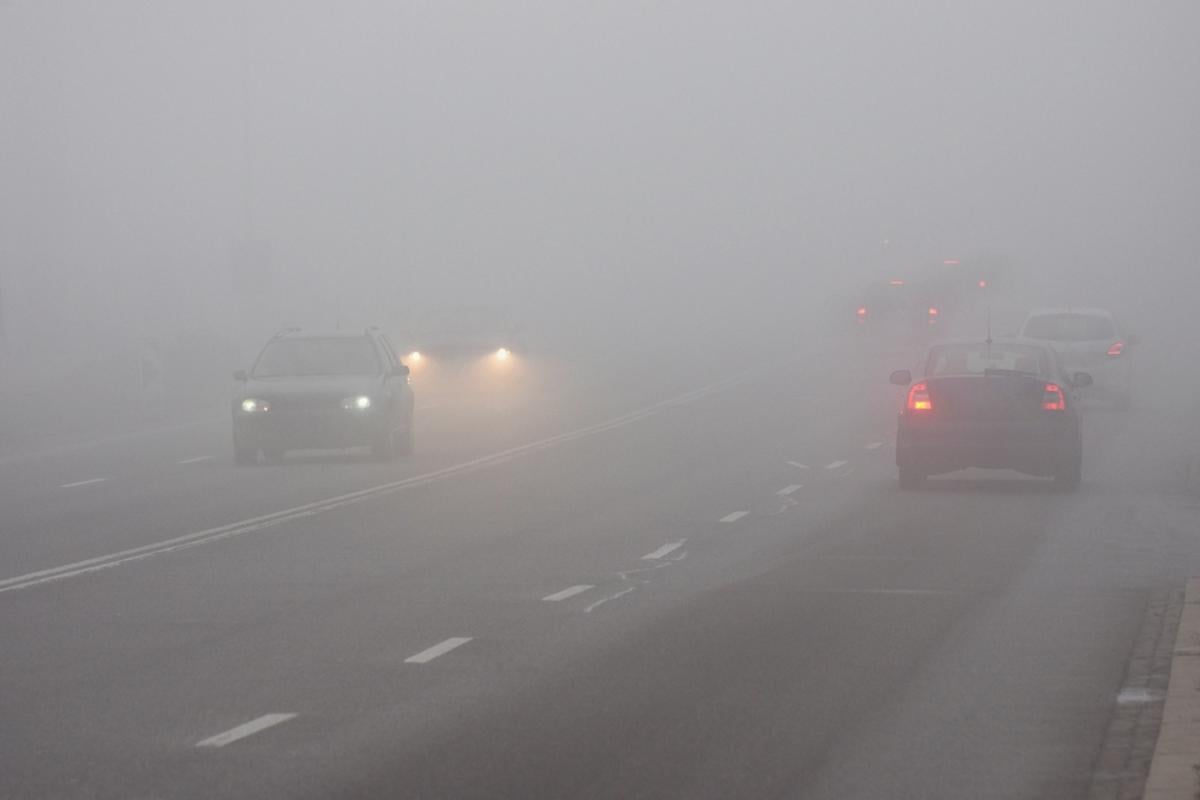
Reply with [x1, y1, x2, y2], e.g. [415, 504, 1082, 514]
[1022, 313, 1115, 341]
[926, 343, 1048, 377]
[253, 337, 380, 378]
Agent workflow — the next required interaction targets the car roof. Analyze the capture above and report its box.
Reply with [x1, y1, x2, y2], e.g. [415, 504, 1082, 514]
[271, 329, 378, 340]
[1023, 307, 1115, 319]
[928, 338, 1050, 349]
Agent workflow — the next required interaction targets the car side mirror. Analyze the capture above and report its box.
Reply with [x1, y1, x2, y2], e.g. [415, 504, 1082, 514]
[1071, 372, 1093, 388]
[392, 364, 410, 378]
[889, 369, 912, 386]
[233, 369, 248, 382]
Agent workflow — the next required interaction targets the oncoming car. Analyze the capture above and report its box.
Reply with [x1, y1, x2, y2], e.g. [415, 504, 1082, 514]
[232, 328, 414, 464]
[1019, 307, 1135, 410]
[890, 339, 1092, 491]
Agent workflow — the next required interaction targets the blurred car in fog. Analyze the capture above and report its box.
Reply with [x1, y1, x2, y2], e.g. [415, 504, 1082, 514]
[232, 328, 414, 464]
[854, 278, 945, 337]
[396, 305, 523, 372]
[890, 339, 1091, 491]
[1019, 308, 1135, 410]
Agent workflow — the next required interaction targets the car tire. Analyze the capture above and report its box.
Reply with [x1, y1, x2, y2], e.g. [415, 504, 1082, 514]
[396, 426, 414, 457]
[234, 445, 257, 466]
[372, 430, 398, 461]
[898, 464, 925, 490]
[1053, 453, 1082, 492]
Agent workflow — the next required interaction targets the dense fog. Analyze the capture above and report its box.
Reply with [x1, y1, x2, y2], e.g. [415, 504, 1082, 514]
[1, 1, 1197, 445]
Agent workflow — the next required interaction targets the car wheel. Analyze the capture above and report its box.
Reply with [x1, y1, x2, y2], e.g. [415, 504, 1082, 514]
[234, 445, 258, 466]
[396, 426, 414, 457]
[898, 464, 925, 490]
[372, 430, 398, 461]
[1053, 454, 1082, 492]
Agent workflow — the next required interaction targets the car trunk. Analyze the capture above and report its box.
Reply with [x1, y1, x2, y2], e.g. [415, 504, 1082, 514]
[926, 374, 1047, 421]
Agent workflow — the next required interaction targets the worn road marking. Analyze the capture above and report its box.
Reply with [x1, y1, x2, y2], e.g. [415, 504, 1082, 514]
[642, 540, 686, 560]
[0, 376, 748, 596]
[1117, 688, 1161, 704]
[797, 588, 956, 596]
[865, 442, 884, 450]
[825, 460, 848, 470]
[542, 585, 594, 602]
[60, 478, 107, 489]
[585, 586, 636, 613]
[776, 484, 803, 496]
[787, 461, 810, 469]
[405, 637, 473, 664]
[196, 714, 297, 748]
[177, 456, 215, 465]
[720, 511, 749, 523]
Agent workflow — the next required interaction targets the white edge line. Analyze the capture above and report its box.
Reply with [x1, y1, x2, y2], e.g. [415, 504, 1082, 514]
[60, 478, 107, 489]
[865, 442, 884, 450]
[584, 586, 636, 613]
[196, 714, 297, 748]
[720, 511, 749, 523]
[776, 484, 803, 496]
[542, 585, 594, 602]
[177, 456, 215, 465]
[0, 376, 747, 595]
[786, 461, 810, 469]
[825, 460, 849, 470]
[405, 637, 473, 664]
[642, 540, 686, 560]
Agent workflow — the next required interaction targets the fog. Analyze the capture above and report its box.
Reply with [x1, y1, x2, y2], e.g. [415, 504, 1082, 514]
[2, 1, 1198, 444]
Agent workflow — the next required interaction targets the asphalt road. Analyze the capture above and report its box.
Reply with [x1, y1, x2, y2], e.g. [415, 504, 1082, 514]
[1, 338, 1198, 799]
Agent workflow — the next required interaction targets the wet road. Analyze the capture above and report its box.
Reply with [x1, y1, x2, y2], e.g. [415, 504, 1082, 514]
[1, 339, 1197, 799]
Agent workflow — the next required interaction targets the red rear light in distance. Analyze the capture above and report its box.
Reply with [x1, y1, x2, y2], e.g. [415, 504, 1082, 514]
[856, 306, 867, 317]
[1107, 341, 1124, 358]
[1042, 383, 1066, 411]
[907, 382, 933, 412]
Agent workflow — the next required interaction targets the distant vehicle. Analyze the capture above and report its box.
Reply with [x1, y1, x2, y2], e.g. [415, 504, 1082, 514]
[890, 339, 1092, 491]
[232, 328, 414, 464]
[854, 278, 943, 335]
[396, 305, 522, 370]
[1018, 308, 1135, 410]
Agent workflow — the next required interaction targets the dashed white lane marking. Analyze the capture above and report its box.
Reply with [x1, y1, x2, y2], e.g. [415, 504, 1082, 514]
[787, 461, 810, 469]
[798, 588, 955, 596]
[60, 478, 107, 489]
[1117, 688, 1161, 704]
[585, 586, 637, 613]
[196, 714, 297, 748]
[542, 585, 594, 602]
[776, 484, 803, 496]
[641, 540, 686, 560]
[720, 511, 749, 523]
[865, 442, 884, 450]
[177, 456, 215, 465]
[825, 460, 848, 470]
[0, 375, 748, 596]
[405, 637, 473, 664]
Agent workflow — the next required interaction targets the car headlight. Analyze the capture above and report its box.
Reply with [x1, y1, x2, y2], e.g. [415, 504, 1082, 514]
[240, 398, 270, 413]
[494, 347, 511, 361]
[341, 395, 372, 411]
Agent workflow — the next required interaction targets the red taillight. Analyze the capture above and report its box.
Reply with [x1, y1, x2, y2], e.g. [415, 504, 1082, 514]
[1106, 341, 1124, 358]
[1042, 383, 1065, 411]
[927, 306, 939, 316]
[978, 279, 988, 289]
[856, 306, 867, 317]
[907, 382, 933, 412]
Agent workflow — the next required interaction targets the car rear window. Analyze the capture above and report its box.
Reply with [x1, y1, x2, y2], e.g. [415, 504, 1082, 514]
[253, 337, 381, 377]
[927, 343, 1047, 377]
[1022, 313, 1115, 341]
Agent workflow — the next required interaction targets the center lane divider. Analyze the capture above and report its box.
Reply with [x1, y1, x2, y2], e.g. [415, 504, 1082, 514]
[0, 375, 748, 596]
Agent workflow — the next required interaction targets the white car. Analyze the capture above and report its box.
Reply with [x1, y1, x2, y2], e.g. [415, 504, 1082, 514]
[1018, 307, 1136, 409]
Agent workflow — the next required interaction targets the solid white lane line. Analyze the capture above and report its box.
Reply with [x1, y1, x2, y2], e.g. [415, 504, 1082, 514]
[542, 585, 594, 602]
[177, 456, 215, 465]
[405, 637, 473, 664]
[825, 460, 848, 470]
[196, 714, 297, 748]
[0, 375, 750, 596]
[60, 478, 107, 489]
[798, 588, 956, 596]
[786, 461, 810, 469]
[584, 586, 636, 613]
[642, 540, 686, 560]
[776, 484, 803, 496]
[865, 442, 884, 450]
[720, 511, 749, 523]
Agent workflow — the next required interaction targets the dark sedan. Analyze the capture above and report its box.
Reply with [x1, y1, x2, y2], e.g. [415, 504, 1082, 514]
[890, 339, 1092, 491]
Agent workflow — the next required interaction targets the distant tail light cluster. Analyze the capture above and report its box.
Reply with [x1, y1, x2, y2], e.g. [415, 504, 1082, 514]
[1042, 383, 1066, 411]
[927, 306, 939, 324]
[1106, 341, 1125, 358]
[907, 382, 933, 412]
[856, 306, 868, 323]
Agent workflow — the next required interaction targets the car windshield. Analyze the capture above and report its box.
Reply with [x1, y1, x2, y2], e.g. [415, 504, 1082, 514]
[1023, 313, 1115, 341]
[252, 337, 380, 378]
[927, 343, 1047, 377]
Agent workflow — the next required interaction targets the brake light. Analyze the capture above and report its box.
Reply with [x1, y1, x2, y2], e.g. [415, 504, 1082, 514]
[1106, 341, 1124, 358]
[856, 306, 867, 317]
[907, 382, 933, 412]
[927, 306, 939, 316]
[1042, 383, 1066, 411]
[978, 279, 988, 289]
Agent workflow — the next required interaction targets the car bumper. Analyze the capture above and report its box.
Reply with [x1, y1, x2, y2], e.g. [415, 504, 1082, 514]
[233, 410, 392, 450]
[897, 417, 1079, 476]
